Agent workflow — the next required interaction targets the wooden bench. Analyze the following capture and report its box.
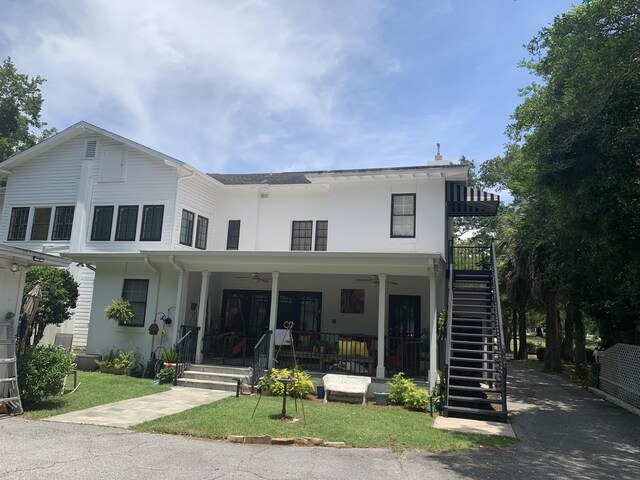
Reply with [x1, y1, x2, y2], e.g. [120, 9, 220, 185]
[322, 373, 371, 405]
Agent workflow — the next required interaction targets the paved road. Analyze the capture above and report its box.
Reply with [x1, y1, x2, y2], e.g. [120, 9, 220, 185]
[1, 366, 639, 480]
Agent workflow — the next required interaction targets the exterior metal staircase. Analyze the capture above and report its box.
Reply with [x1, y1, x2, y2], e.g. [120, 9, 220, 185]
[0, 315, 22, 415]
[444, 242, 508, 423]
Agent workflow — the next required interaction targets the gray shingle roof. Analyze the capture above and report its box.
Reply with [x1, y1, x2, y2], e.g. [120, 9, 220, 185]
[209, 164, 464, 185]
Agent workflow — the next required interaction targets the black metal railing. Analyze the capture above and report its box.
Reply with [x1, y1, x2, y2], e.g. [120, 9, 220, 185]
[490, 240, 508, 421]
[249, 330, 271, 391]
[450, 242, 492, 271]
[173, 325, 199, 386]
[445, 248, 454, 411]
[385, 336, 429, 380]
[203, 333, 262, 367]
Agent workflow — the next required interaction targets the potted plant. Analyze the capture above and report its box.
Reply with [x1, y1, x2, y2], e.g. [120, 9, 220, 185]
[162, 347, 179, 367]
[105, 299, 135, 325]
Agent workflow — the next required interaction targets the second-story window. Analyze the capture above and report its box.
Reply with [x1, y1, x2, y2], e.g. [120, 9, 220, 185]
[140, 205, 164, 241]
[91, 206, 114, 241]
[195, 216, 208, 250]
[30, 207, 52, 241]
[391, 194, 416, 238]
[226, 220, 240, 250]
[52, 206, 75, 241]
[315, 220, 328, 251]
[115, 206, 138, 241]
[7, 207, 29, 241]
[291, 220, 313, 251]
[179, 209, 195, 246]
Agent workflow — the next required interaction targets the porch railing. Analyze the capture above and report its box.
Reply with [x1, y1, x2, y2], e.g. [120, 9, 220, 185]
[173, 325, 199, 386]
[249, 330, 271, 391]
[203, 333, 261, 367]
[274, 331, 428, 378]
[450, 242, 492, 271]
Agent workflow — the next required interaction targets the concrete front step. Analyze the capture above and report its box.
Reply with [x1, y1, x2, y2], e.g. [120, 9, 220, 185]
[176, 364, 252, 391]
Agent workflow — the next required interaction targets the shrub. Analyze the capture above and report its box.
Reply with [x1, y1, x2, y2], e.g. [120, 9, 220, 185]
[155, 366, 175, 384]
[17, 345, 75, 404]
[96, 349, 137, 374]
[256, 375, 275, 393]
[404, 386, 429, 410]
[536, 347, 546, 362]
[387, 372, 414, 405]
[268, 367, 314, 398]
[162, 347, 178, 364]
[584, 347, 596, 363]
[526, 342, 538, 355]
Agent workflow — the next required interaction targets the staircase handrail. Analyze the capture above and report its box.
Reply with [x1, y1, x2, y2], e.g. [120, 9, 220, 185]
[445, 241, 454, 411]
[490, 239, 508, 420]
[173, 325, 199, 386]
[249, 330, 272, 391]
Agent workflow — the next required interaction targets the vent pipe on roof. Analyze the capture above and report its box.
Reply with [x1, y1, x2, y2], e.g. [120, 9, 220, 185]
[434, 143, 443, 162]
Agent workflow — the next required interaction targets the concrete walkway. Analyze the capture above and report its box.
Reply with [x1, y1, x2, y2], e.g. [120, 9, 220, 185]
[42, 387, 233, 428]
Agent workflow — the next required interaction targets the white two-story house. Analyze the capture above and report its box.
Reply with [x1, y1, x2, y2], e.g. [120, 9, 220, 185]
[0, 122, 502, 401]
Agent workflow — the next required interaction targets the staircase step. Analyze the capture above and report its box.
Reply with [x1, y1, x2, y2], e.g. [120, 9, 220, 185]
[452, 325, 494, 331]
[0, 358, 17, 365]
[451, 340, 496, 346]
[182, 370, 248, 383]
[176, 378, 239, 392]
[449, 365, 498, 373]
[450, 356, 496, 363]
[446, 405, 504, 416]
[448, 395, 503, 404]
[451, 332, 494, 338]
[0, 377, 18, 383]
[450, 347, 495, 354]
[448, 384, 500, 393]
[187, 364, 251, 375]
[449, 374, 498, 382]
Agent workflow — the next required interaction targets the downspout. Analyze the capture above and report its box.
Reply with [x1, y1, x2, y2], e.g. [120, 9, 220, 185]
[168, 255, 185, 343]
[0, 169, 11, 176]
[144, 256, 161, 354]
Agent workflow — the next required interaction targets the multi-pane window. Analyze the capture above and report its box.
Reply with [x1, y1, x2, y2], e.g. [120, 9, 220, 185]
[52, 206, 75, 240]
[291, 220, 313, 251]
[91, 206, 114, 241]
[115, 206, 138, 241]
[140, 205, 164, 241]
[227, 220, 240, 250]
[315, 220, 328, 251]
[391, 194, 416, 238]
[195, 216, 208, 250]
[179, 209, 195, 246]
[30, 208, 52, 241]
[7, 207, 29, 241]
[121, 279, 149, 327]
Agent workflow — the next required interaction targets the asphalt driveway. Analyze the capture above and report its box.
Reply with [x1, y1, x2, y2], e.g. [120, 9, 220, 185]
[1, 366, 638, 479]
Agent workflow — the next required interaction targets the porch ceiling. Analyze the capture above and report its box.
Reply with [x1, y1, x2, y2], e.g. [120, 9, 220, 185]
[66, 250, 444, 277]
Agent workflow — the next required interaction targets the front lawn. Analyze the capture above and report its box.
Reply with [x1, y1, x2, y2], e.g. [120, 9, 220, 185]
[133, 395, 515, 451]
[22, 371, 171, 420]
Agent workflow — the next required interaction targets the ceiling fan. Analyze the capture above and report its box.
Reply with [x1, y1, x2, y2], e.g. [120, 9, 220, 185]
[234, 273, 271, 283]
[355, 275, 398, 286]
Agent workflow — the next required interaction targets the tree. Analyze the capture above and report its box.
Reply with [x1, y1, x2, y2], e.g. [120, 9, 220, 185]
[506, 0, 640, 350]
[0, 57, 55, 162]
[22, 267, 79, 347]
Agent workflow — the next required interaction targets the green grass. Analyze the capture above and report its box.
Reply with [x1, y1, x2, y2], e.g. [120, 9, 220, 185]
[22, 371, 171, 420]
[133, 395, 515, 452]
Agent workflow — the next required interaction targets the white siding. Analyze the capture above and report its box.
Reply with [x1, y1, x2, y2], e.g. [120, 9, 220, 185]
[173, 174, 218, 250]
[68, 265, 95, 347]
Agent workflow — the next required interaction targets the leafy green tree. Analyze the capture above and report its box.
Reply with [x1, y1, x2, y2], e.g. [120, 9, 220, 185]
[0, 57, 55, 162]
[23, 267, 79, 347]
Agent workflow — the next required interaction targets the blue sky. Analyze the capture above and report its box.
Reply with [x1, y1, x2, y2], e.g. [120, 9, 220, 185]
[1, 0, 576, 174]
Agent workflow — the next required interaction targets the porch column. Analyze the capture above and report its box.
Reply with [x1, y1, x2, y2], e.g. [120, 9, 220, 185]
[169, 255, 185, 343]
[195, 271, 210, 364]
[376, 273, 387, 378]
[267, 271, 280, 369]
[429, 263, 438, 391]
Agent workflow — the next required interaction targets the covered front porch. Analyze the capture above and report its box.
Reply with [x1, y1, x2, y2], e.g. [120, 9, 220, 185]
[168, 251, 445, 389]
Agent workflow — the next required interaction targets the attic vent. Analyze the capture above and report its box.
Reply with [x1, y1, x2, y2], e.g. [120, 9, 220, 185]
[85, 140, 97, 158]
[260, 193, 269, 199]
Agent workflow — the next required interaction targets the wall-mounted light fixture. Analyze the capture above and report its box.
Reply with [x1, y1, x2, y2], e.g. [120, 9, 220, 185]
[10, 263, 20, 273]
[32, 255, 45, 263]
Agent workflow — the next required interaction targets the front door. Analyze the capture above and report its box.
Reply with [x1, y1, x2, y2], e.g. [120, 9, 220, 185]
[277, 291, 322, 332]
